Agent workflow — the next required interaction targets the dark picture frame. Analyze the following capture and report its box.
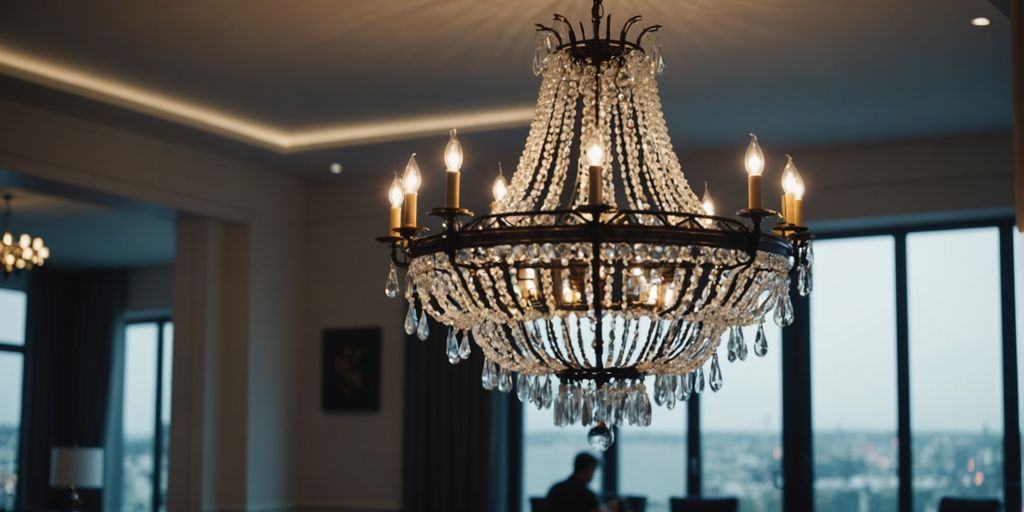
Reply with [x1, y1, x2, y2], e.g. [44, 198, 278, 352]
[321, 327, 381, 411]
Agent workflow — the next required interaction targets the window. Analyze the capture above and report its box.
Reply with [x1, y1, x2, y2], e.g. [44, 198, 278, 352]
[908, 229, 1003, 511]
[0, 289, 27, 511]
[619, 377, 686, 511]
[702, 323, 783, 512]
[522, 402, 602, 511]
[121, 319, 173, 512]
[515, 221, 1022, 512]
[811, 236, 898, 511]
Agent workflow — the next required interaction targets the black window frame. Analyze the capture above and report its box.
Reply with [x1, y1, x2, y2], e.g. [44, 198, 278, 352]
[513, 217, 1022, 512]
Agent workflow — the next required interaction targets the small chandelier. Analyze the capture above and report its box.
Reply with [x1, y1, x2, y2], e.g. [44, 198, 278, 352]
[376, 0, 813, 449]
[1, 193, 50, 276]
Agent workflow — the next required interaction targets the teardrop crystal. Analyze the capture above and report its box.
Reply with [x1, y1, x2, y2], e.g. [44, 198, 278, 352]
[481, 359, 497, 390]
[516, 373, 531, 402]
[737, 332, 749, 361]
[774, 294, 795, 327]
[384, 263, 399, 298]
[498, 366, 513, 393]
[416, 313, 429, 341]
[754, 323, 769, 357]
[694, 367, 705, 394]
[676, 372, 691, 401]
[798, 264, 813, 297]
[709, 354, 724, 392]
[587, 423, 615, 451]
[446, 328, 459, 364]
[404, 303, 418, 335]
[458, 332, 471, 359]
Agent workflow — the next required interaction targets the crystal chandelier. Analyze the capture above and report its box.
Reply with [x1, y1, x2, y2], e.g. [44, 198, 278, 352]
[377, 0, 813, 449]
[1, 194, 49, 276]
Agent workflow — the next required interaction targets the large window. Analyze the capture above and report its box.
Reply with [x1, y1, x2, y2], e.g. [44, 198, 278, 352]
[517, 221, 1022, 512]
[908, 229, 1003, 510]
[121, 320, 173, 512]
[0, 289, 27, 511]
[811, 236, 898, 511]
[703, 323, 783, 512]
[619, 377, 686, 512]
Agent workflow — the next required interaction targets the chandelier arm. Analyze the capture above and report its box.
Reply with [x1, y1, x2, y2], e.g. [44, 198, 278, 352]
[535, 24, 563, 47]
[635, 25, 662, 46]
[620, 15, 642, 41]
[553, 14, 577, 44]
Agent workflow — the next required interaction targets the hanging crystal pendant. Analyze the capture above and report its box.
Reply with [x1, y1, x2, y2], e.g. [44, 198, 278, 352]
[404, 303, 418, 336]
[498, 366, 513, 393]
[482, 359, 497, 390]
[384, 262, 399, 298]
[709, 354, 724, 392]
[774, 294, 795, 327]
[458, 332, 471, 359]
[736, 331, 749, 361]
[754, 323, 769, 357]
[676, 372, 691, 401]
[516, 374, 531, 402]
[416, 312, 430, 341]
[694, 367, 705, 394]
[446, 328, 459, 364]
[726, 327, 739, 362]
[541, 377, 553, 409]
[798, 263, 813, 297]
[587, 423, 614, 451]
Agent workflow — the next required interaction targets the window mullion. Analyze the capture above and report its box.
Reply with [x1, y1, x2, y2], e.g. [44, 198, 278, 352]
[895, 232, 911, 512]
[999, 224, 1022, 512]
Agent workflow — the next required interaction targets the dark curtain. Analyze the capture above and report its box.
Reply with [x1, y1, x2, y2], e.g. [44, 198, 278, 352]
[402, 319, 504, 512]
[16, 269, 126, 511]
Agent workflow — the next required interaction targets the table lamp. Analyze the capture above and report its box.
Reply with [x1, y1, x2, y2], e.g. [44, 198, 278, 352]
[50, 447, 103, 511]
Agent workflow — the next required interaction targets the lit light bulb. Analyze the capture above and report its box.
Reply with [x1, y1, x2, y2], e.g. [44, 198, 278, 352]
[1, 232, 11, 246]
[388, 174, 405, 208]
[744, 133, 765, 176]
[18, 234, 29, 249]
[701, 182, 715, 217]
[585, 141, 605, 167]
[781, 155, 800, 195]
[792, 172, 806, 200]
[444, 128, 464, 172]
[403, 153, 422, 193]
[492, 163, 508, 202]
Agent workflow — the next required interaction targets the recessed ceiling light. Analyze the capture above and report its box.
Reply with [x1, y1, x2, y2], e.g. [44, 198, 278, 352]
[971, 17, 991, 27]
[330, 163, 343, 174]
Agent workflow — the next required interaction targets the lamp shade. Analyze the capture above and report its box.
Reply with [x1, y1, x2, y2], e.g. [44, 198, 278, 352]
[50, 447, 104, 489]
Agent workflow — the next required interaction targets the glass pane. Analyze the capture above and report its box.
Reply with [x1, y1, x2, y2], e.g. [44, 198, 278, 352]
[0, 352, 23, 509]
[909, 228, 1003, 511]
[0, 289, 27, 345]
[619, 377, 686, 512]
[523, 402, 602, 512]
[159, 322, 173, 512]
[811, 236, 898, 511]
[703, 323, 783, 512]
[123, 323, 158, 512]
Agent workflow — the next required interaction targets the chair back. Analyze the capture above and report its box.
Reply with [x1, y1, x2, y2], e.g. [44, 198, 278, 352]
[937, 497, 1001, 512]
[623, 495, 647, 512]
[529, 496, 547, 512]
[669, 497, 739, 512]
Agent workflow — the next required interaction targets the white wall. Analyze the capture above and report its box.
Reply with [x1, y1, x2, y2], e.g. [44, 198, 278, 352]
[0, 100, 305, 511]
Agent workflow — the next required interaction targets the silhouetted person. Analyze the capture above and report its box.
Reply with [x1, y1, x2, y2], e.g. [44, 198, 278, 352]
[543, 452, 618, 512]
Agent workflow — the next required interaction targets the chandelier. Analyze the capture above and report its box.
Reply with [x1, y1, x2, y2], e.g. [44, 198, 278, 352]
[376, 0, 812, 449]
[1, 193, 50, 276]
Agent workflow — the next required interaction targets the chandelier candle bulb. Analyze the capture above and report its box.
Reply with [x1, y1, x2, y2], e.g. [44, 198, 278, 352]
[388, 174, 405, 234]
[780, 155, 799, 224]
[444, 129, 464, 208]
[491, 163, 508, 211]
[585, 142, 605, 205]
[402, 153, 422, 227]
[792, 171, 806, 227]
[744, 134, 766, 209]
